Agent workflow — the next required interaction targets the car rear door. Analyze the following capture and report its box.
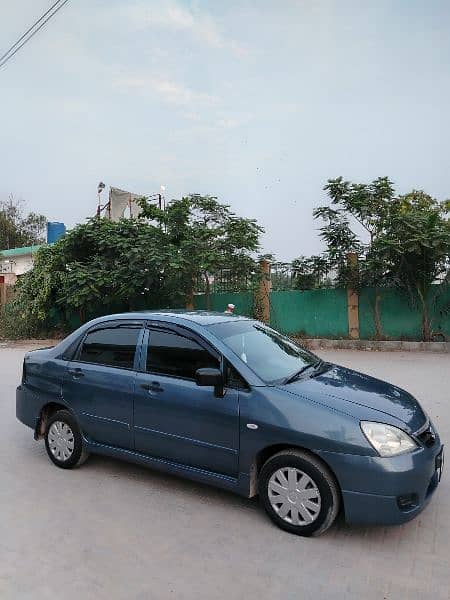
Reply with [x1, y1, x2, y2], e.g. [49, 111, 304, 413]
[62, 320, 144, 450]
[133, 323, 240, 477]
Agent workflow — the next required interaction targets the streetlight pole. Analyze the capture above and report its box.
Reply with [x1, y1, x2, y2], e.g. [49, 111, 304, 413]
[97, 181, 105, 217]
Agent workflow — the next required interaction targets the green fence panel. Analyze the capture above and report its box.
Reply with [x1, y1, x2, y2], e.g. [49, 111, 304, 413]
[357, 288, 375, 339]
[431, 285, 450, 338]
[269, 289, 349, 337]
[359, 288, 421, 340]
[359, 285, 450, 340]
[47, 284, 448, 340]
[193, 292, 253, 316]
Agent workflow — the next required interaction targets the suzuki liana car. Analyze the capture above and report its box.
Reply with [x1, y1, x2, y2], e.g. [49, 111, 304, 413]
[16, 311, 444, 536]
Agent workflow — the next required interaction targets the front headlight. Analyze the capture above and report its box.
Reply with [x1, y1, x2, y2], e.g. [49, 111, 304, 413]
[361, 421, 418, 457]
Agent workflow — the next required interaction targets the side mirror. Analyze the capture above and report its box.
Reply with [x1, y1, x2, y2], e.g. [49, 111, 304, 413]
[195, 367, 224, 397]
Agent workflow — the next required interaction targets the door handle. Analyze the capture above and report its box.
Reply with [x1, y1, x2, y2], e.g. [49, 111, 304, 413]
[68, 368, 84, 378]
[140, 382, 163, 393]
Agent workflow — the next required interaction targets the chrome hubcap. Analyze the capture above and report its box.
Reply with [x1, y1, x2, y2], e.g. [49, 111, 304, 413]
[48, 421, 75, 461]
[268, 467, 321, 525]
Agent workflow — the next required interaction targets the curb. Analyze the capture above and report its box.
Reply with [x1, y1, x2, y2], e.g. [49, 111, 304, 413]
[300, 339, 449, 353]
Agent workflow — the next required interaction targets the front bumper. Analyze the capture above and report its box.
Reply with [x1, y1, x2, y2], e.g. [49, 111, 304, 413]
[317, 435, 443, 526]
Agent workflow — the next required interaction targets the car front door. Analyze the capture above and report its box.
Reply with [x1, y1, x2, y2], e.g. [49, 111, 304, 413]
[134, 324, 240, 477]
[62, 320, 144, 450]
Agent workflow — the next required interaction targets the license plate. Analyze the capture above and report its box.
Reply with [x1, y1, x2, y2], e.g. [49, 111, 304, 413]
[436, 447, 444, 482]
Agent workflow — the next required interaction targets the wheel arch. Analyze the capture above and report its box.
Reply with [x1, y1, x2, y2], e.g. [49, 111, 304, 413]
[248, 443, 342, 500]
[34, 401, 70, 440]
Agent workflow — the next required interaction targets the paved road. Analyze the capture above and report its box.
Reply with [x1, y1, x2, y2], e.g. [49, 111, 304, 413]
[1, 346, 449, 600]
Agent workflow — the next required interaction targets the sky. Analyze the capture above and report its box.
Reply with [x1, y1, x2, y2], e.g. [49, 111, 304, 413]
[1, 0, 450, 259]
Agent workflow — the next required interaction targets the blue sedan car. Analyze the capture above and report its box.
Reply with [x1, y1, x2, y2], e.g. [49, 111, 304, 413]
[16, 311, 443, 536]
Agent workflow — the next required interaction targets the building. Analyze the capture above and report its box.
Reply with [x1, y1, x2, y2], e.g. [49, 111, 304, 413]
[0, 246, 43, 307]
[0, 222, 66, 278]
[0, 223, 67, 308]
[0, 245, 43, 278]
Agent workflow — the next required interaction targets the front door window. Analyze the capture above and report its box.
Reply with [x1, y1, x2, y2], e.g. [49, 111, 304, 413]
[146, 329, 219, 379]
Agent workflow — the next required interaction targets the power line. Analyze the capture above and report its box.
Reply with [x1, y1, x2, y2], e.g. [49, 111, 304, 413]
[0, 0, 64, 64]
[0, 0, 70, 70]
[0, 0, 70, 68]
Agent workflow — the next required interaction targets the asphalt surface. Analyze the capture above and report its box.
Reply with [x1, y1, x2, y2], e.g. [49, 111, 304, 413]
[1, 346, 449, 600]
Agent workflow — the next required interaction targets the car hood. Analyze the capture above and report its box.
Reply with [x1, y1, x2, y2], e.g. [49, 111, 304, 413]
[277, 363, 426, 433]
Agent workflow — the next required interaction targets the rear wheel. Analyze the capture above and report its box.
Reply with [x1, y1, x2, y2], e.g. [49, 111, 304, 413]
[45, 409, 89, 469]
[258, 449, 339, 537]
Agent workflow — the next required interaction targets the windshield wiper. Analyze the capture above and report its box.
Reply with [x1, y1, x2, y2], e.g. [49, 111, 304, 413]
[284, 359, 324, 384]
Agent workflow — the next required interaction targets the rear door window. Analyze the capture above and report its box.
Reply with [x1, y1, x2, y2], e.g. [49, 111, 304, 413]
[78, 325, 141, 369]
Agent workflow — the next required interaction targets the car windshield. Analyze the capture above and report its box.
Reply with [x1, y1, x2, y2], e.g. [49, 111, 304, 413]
[208, 320, 318, 384]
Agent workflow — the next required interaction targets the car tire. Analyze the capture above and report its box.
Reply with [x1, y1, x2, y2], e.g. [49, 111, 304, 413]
[44, 409, 89, 469]
[258, 449, 340, 537]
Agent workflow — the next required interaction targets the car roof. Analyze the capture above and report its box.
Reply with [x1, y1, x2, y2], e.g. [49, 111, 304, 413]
[96, 310, 252, 327]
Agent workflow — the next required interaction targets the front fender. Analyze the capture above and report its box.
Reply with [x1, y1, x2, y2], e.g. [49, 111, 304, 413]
[238, 387, 374, 489]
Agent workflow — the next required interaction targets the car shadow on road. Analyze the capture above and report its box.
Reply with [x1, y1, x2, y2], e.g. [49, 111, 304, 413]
[84, 452, 260, 509]
[80, 453, 439, 546]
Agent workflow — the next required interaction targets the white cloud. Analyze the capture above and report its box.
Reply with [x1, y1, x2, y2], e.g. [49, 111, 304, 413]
[125, 1, 247, 56]
[114, 75, 147, 90]
[59, 98, 90, 114]
[115, 74, 218, 107]
[182, 111, 202, 122]
[157, 79, 218, 105]
[217, 118, 239, 129]
[164, 5, 196, 30]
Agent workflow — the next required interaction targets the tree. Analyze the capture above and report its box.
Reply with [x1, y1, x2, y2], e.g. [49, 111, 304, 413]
[313, 178, 449, 340]
[323, 176, 395, 244]
[138, 195, 263, 309]
[312, 205, 361, 288]
[10, 218, 182, 328]
[313, 177, 396, 336]
[291, 255, 330, 289]
[0, 195, 46, 249]
[372, 191, 449, 340]
[9, 195, 264, 332]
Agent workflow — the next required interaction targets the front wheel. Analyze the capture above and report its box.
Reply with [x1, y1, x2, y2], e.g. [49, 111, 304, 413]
[258, 449, 340, 537]
[45, 409, 89, 469]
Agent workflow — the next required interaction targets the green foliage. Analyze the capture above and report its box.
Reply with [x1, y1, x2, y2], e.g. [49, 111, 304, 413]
[257, 253, 276, 262]
[138, 194, 263, 308]
[313, 178, 450, 340]
[323, 176, 394, 243]
[0, 196, 46, 249]
[0, 304, 43, 340]
[312, 204, 361, 286]
[10, 218, 185, 329]
[7, 195, 263, 333]
[370, 191, 449, 287]
[371, 192, 449, 339]
[291, 255, 330, 289]
[314, 176, 396, 287]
